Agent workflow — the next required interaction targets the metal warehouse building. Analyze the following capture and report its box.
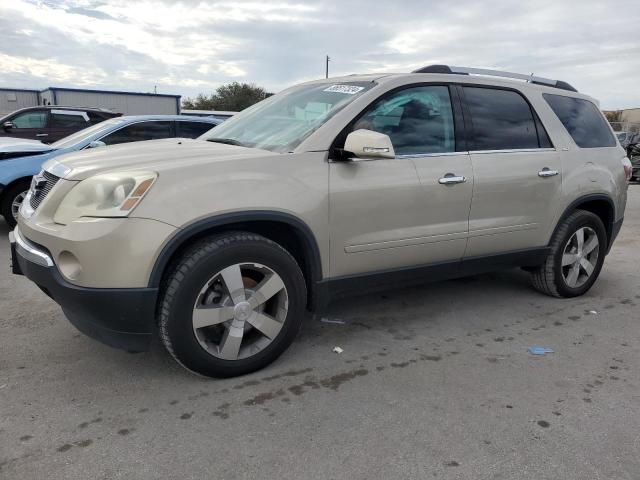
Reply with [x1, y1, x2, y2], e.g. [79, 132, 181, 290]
[0, 88, 40, 115]
[0, 87, 181, 116]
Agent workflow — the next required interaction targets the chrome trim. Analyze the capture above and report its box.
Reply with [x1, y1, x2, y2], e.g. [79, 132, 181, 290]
[469, 148, 556, 155]
[538, 169, 559, 177]
[12, 227, 54, 267]
[345, 157, 387, 162]
[449, 66, 558, 86]
[397, 151, 468, 159]
[438, 175, 466, 185]
[19, 191, 35, 219]
[45, 160, 72, 178]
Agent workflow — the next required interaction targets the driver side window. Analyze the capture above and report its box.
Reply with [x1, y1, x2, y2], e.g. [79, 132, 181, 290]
[354, 85, 455, 156]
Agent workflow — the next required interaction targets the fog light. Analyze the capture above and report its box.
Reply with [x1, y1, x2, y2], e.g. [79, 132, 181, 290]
[58, 251, 82, 280]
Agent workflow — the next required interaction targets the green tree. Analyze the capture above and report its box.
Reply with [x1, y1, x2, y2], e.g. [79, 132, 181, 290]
[182, 82, 273, 111]
[603, 110, 622, 123]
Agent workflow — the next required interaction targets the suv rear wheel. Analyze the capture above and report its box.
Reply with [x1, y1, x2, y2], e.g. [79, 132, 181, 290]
[531, 210, 607, 298]
[159, 232, 306, 377]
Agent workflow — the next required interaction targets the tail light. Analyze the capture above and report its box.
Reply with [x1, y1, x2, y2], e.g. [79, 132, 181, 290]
[621, 157, 632, 181]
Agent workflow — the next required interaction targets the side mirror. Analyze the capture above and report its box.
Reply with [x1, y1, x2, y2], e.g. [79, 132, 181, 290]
[86, 140, 106, 149]
[3, 121, 14, 131]
[343, 129, 395, 160]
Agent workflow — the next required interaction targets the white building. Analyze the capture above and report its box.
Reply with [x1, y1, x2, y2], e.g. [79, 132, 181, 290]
[0, 88, 40, 115]
[0, 86, 181, 116]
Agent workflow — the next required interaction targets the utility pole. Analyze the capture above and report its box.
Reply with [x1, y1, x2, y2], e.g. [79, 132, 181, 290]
[325, 55, 330, 79]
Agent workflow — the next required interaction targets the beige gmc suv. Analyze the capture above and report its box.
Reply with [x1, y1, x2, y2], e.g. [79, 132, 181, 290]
[10, 65, 631, 377]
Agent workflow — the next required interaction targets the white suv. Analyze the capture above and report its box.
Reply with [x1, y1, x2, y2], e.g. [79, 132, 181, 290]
[11, 65, 631, 377]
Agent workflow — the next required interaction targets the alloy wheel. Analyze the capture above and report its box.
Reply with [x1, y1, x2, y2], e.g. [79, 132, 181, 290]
[561, 226, 599, 288]
[11, 190, 27, 221]
[191, 263, 288, 360]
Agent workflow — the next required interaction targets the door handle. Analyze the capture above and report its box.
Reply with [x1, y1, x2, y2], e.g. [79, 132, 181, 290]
[439, 174, 466, 185]
[36, 133, 48, 137]
[538, 168, 559, 178]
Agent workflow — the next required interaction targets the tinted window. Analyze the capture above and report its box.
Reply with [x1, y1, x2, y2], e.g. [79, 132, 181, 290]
[543, 94, 615, 148]
[87, 111, 113, 124]
[353, 85, 455, 155]
[464, 87, 539, 150]
[11, 111, 47, 129]
[50, 111, 88, 128]
[177, 121, 215, 138]
[102, 121, 174, 145]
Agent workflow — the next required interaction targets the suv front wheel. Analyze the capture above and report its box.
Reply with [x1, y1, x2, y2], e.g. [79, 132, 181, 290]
[159, 232, 307, 377]
[1, 180, 30, 229]
[531, 210, 607, 298]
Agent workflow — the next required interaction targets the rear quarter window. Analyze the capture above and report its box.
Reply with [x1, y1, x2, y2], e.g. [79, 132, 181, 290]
[543, 94, 615, 148]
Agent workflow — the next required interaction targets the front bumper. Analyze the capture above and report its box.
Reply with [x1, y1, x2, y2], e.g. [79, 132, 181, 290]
[10, 227, 158, 352]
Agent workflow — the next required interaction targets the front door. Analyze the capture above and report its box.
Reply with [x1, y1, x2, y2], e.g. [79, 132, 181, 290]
[461, 86, 563, 257]
[3, 109, 49, 141]
[329, 84, 473, 278]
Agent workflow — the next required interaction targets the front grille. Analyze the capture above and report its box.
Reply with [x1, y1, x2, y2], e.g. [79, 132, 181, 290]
[29, 171, 60, 210]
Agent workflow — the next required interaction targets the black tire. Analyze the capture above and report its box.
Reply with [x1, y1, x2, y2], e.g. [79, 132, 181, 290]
[1, 181, 30, 229]
[530, 210, 607, 298]
[158, 232, 307, 378]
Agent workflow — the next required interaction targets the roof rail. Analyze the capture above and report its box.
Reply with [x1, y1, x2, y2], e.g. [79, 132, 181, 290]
[411, 65, 578, 92]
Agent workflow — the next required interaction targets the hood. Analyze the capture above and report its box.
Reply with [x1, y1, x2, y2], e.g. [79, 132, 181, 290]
[43, 138, 276, 180]
[0, 137, 54, 154]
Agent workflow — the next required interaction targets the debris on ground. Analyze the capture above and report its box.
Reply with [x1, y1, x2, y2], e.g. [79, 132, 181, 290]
[332, 346, 344, 354]
[587, 310, 598, 315]
[320, 317, 346, 325]
[528, 346, 554, 356]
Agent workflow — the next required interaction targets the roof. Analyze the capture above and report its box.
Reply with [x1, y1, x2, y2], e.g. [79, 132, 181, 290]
[181, 109, 238, 115]
[119, 114, 220, 123]
[304, 69, 593, 102]
[43, 86, 181, 99]
[0, 105, 121, 121]
[0, 87, 40, 93]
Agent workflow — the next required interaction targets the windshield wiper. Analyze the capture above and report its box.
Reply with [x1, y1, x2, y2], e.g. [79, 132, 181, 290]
[206, 138, 245, 147]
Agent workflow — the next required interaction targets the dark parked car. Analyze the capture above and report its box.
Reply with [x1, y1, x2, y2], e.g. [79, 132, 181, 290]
[0, 106, 121, 143]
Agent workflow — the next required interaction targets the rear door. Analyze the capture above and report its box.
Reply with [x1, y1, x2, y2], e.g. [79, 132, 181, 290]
[48, 109, 91, 142]
[328, 84, 472, 277]
[461, 85, 562, 257]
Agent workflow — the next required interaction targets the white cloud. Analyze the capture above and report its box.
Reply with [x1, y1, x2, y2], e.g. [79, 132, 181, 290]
[0, 0, 638, 108]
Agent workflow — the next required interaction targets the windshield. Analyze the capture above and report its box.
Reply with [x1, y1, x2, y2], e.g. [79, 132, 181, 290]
[200, 81, 376, 153]
[51, 118, 127, 149]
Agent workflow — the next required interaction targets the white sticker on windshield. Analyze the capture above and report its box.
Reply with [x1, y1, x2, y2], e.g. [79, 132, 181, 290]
[323, 85, 365, 95]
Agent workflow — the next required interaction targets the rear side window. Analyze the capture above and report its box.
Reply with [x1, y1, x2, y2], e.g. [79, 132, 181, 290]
[463, 87, 539, 150]
[50, 111, 89, 129]
[87, 111, 113, 124]
[177, 121, 215, 138]
[101, 121, 174, 145]
[543, 94, 615, 148]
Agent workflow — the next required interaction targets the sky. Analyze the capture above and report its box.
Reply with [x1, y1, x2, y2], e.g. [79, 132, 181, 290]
[1, 0, 639, 109]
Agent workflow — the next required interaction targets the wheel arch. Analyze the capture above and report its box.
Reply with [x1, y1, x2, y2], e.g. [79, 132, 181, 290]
[551, 194, 615, 249]
[0, 176, 32, 203]
[148, 211, 324, 309]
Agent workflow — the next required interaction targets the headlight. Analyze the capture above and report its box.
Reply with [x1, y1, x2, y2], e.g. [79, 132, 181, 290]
[54, 171, 157, 224]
